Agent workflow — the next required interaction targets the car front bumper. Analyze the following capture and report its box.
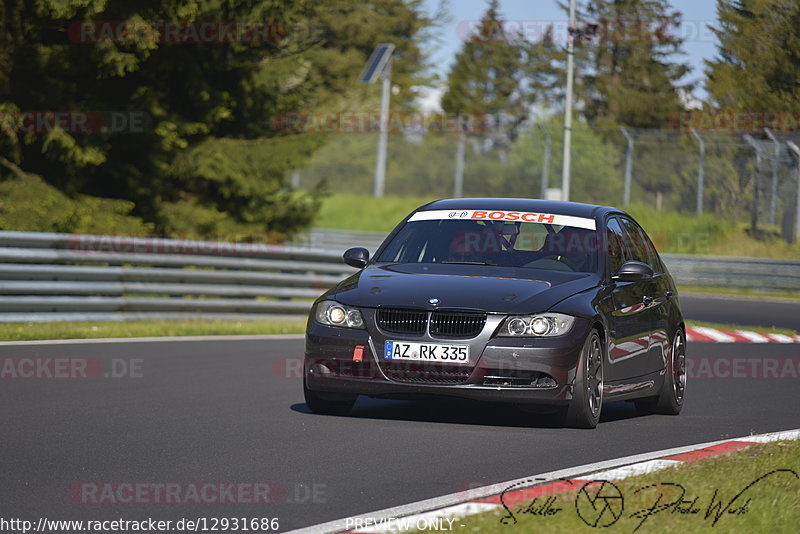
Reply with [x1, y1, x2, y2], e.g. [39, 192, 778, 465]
[304, 315, 592, 406]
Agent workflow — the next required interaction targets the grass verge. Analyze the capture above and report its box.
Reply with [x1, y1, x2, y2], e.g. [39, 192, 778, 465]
[0, 320, 307, 341]
[678, 284, 800, 301]
[313, 193, 437, 232]
[454, 439, 800, 534]
[312, 194, 800, 259]
[0, 320, 793, 342]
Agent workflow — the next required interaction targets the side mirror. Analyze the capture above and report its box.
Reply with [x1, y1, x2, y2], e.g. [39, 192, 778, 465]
[343, 247, 369, 269]
[612, 260, 653, 282]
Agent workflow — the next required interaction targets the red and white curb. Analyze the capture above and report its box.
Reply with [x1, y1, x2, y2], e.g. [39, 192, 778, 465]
[286, 429, 800, 534]
[685, 326, 800, 343]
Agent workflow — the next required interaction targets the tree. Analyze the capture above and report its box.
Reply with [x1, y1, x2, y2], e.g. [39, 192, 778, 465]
[706, 0, 800, 112]
[440, 0, 535, 155]
[510, 116, 624, 205]
[576, 0, 692, 130]
[0, 0, 434, 238]
[556, 1, 692, 203]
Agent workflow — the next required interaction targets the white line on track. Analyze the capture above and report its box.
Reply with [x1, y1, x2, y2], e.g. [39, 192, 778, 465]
[285, 428, 800, 534]
[0, 334, 305, 346]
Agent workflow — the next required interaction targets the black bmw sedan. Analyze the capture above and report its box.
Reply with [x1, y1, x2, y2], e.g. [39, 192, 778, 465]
[303, 199, 686, 428]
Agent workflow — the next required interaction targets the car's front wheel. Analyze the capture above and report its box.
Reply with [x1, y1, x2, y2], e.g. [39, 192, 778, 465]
[303, 377, 357, 416]
[635, 328, 686, 415]
[561, 329, 604, 429]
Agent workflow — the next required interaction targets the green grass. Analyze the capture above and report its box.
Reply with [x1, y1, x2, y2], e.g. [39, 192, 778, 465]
[312, 193, 440, 232]
[312, 194, 800, 259]
[627, 205, 731, 255]
[453, 439, 800, 534]
[678, 284, 800, 301]
[0, 319, 793, 342]
[0, 320, 306, 341]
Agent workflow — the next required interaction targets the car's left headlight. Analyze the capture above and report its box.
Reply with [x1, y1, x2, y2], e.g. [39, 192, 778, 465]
[498, 313, 575, 337]
[314, 300, 365, 329]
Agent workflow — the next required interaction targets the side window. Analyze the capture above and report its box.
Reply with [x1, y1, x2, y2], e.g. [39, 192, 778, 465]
[620, 218, 661, 272]
[605, 217, 628, 274]
[639, 229, 663, 273]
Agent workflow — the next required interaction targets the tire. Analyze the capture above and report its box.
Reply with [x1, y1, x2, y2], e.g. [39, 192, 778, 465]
[303, 377, 357, 416]
[561, 329, 604, 429]
[635, 329, 686, 415]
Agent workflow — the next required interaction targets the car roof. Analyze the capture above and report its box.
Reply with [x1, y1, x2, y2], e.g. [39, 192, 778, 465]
[417, 198, 623, 221]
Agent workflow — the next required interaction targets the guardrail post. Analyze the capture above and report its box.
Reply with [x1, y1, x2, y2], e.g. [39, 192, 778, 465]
[743, 135, 763, 235]
[764, 128, 780, 225]
[787, 141, 800, 243]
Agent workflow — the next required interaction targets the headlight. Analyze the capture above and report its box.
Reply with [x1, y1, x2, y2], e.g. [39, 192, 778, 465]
[498, 313, 574, 337]
[314, 300, 365, 329]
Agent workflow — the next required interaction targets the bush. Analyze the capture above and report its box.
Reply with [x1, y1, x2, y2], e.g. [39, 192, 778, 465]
[0, 173, 153, 235]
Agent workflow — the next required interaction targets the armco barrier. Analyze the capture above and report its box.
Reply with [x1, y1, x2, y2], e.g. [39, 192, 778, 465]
[0, 230, 797, 322]
[0, 231, 359, 322]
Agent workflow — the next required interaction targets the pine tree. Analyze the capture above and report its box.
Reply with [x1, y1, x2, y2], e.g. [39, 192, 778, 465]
[706, 0, 800, 111]
[573, 0, 691, 130]
[440, 0, 535, 153]
[0, 0, 433, 237]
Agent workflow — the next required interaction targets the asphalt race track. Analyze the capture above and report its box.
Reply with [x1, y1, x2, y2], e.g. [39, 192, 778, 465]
[680, 293, 800, 331]
[2, 296, 799, 532]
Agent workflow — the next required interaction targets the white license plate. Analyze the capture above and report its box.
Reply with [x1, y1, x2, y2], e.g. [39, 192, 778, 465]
[384, 341, 469, 364]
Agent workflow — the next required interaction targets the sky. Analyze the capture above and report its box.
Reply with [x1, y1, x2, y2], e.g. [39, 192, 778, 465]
[418, 0, 720, 110]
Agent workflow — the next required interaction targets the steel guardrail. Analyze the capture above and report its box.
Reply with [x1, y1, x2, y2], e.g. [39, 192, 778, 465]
[0, 230, 797, 322]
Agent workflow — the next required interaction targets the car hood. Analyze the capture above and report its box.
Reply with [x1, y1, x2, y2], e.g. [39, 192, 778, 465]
[331, 263, 600, 314]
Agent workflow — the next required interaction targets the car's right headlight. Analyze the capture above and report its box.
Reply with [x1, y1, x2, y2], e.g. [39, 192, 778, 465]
[498, 313, 574, 337]
[314, 300, 365, 329]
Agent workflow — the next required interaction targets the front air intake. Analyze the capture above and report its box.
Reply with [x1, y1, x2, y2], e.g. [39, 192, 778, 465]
[430, 311, 486, 338]
[376, 308, 427, 335]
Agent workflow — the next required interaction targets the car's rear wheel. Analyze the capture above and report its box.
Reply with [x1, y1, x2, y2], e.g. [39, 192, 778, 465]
[561, 329, 603, 429]
[303, 377, 357, 416]
[635, 329, 686, 415]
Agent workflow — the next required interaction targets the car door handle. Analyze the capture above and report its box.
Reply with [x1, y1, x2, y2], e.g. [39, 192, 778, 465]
[665, 290, 673, 299]
[642, 295, 654, 305]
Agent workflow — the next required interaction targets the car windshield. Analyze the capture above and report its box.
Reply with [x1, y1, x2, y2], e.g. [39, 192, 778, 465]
[377, 217, 600, 274]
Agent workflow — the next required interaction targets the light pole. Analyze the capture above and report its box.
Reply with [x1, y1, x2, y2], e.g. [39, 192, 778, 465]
[454, 116, 466, 197]
[373, 56, 392, 198]
[561, 0, 577, 202]
[621, 127, 634, 207]
[538, 124, 551, 199]
[689, 127, 704, 215]
[357, 44, 395, 198]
